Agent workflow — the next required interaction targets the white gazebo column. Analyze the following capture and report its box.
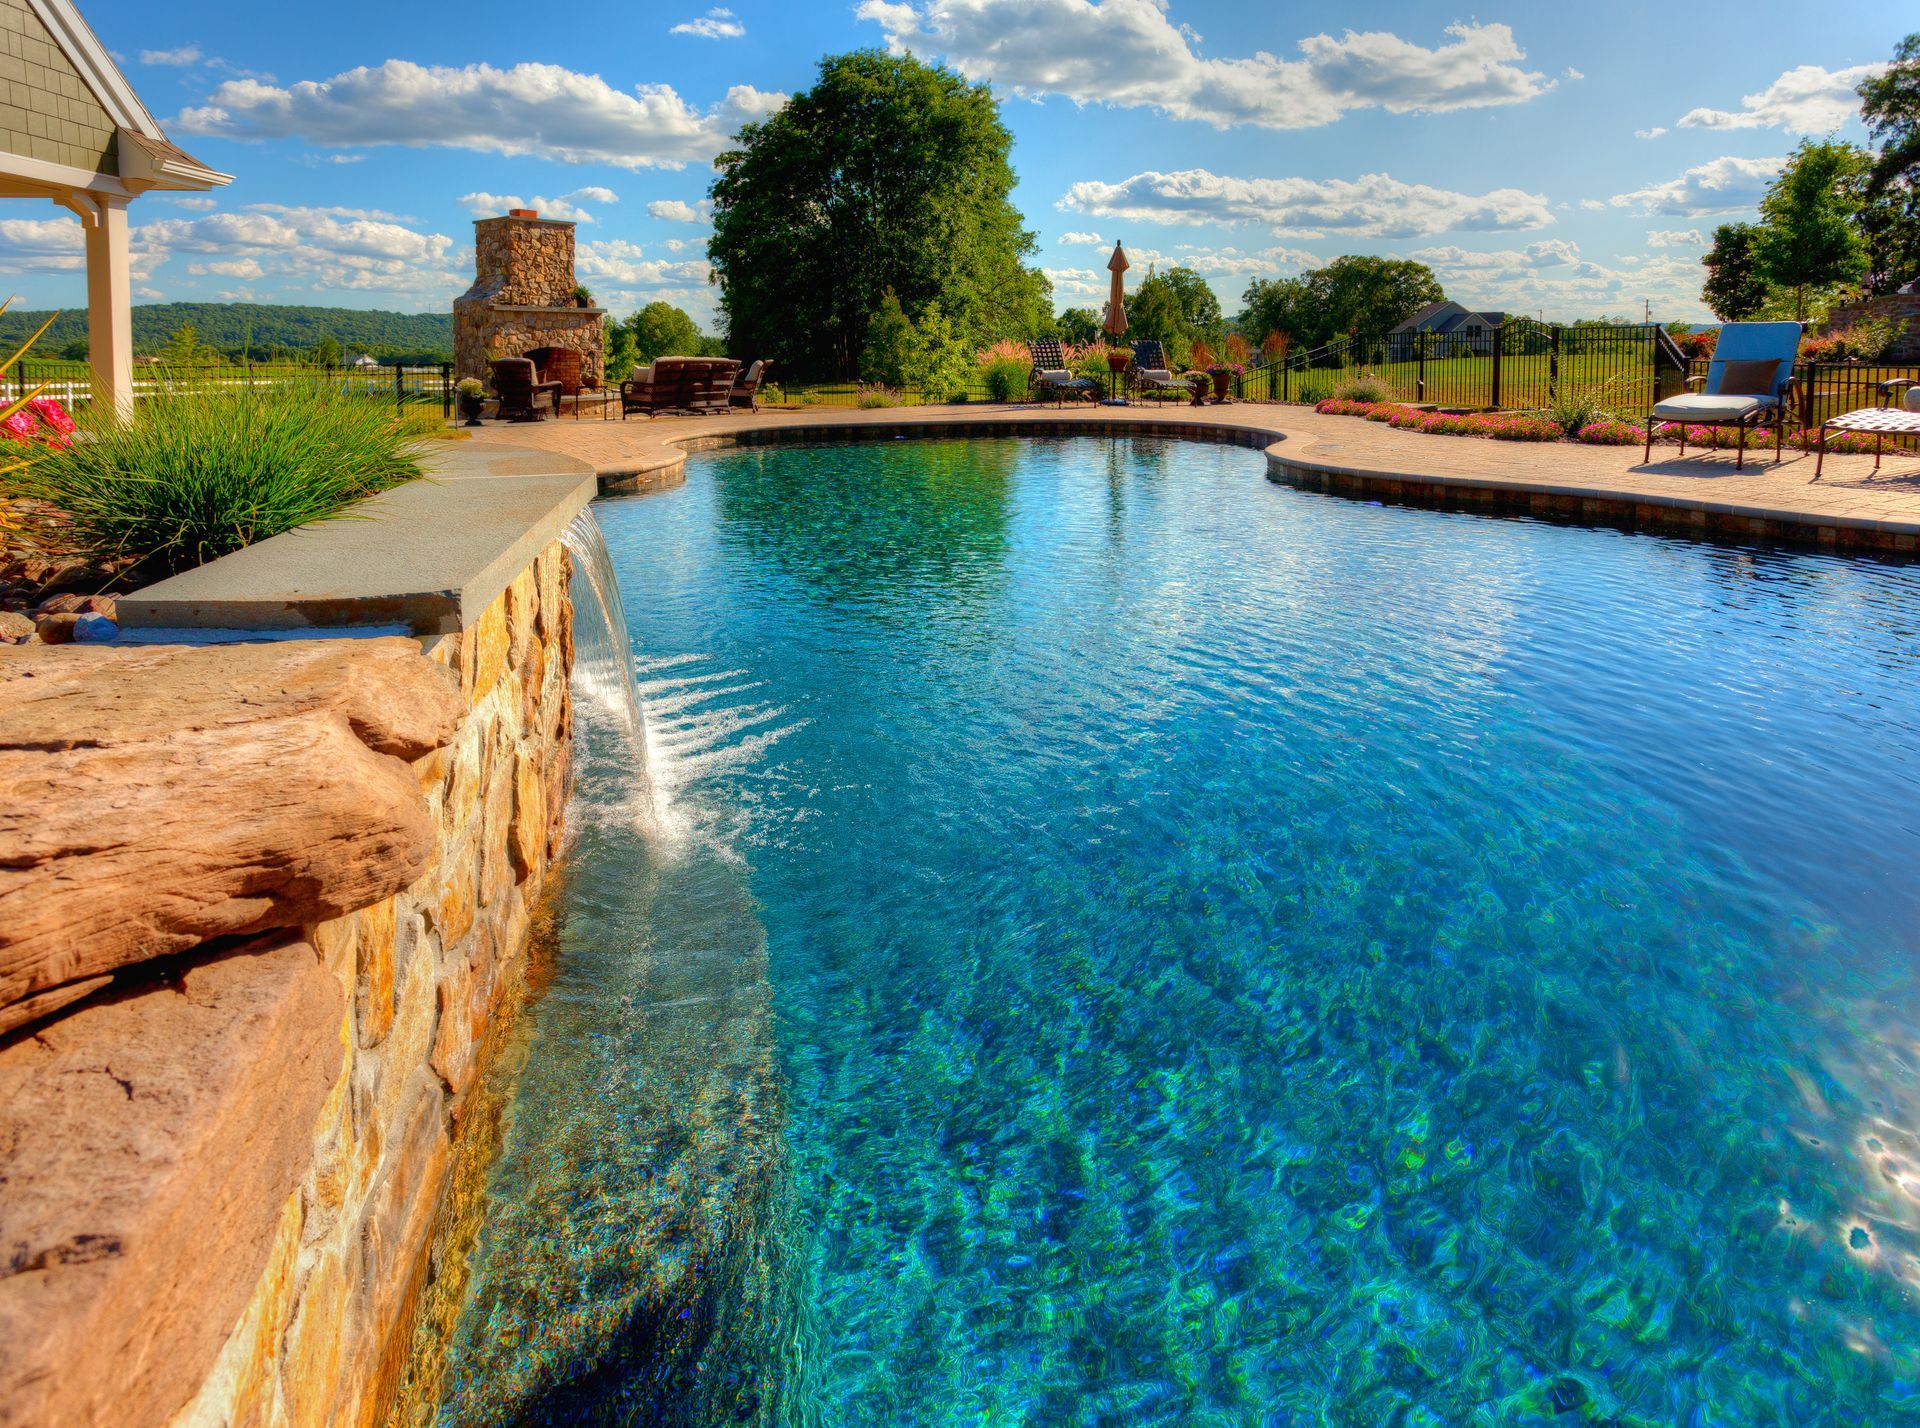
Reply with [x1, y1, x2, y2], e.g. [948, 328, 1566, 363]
[58, 191, 133, 419]
[83, 195, 133, 419]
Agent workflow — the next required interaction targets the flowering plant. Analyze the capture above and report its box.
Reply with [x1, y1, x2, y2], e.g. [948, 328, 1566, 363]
[1207, 362, 1245, 376]
[1576, 419, 1646, 445]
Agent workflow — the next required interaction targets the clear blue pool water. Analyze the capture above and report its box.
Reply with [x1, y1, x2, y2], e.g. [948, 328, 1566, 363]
[445, 436, 1920, 1425]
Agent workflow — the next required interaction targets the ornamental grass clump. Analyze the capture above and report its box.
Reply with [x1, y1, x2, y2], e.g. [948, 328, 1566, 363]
[1331, 374, 1391, 404]
[8, 380, 426, 580]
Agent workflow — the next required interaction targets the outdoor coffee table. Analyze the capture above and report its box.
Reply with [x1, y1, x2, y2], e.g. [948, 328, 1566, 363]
[569, 388, 619, 420]
[1811, 378, 1920, 482]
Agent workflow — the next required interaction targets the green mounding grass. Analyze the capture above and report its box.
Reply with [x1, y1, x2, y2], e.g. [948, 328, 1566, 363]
[9, 381, 427, 581]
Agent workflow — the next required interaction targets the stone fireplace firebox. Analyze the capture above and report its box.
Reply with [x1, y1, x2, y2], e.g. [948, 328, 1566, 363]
[453, 210, 604, 384]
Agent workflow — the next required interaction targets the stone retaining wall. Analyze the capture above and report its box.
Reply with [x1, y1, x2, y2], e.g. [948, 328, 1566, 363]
[179, 543, 575, 1427]
[0, 539, 577, 1428]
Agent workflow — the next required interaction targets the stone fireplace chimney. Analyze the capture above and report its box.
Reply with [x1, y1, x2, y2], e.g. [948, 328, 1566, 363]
[452, 211, 605, 383]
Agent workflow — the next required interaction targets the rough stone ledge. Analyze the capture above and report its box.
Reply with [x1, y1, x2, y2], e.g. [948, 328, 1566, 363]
[118, 445, 596, 635]
[0, 639, 465, 1034]
[0, 934, 344, 1428]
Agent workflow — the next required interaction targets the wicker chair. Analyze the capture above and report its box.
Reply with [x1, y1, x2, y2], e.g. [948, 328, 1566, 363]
[1128, 341, 1188, 402]
[1028, 339, 1097, 405]
[488, 357, 561, 422]
[621, 356, 741, 418]
[729, 359, 773, 412]
[525, 346, 584, 400]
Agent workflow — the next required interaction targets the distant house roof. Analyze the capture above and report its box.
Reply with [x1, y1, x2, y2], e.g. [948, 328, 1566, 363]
[1392, 300, 1506, 335]
[350, 353, 380, 368]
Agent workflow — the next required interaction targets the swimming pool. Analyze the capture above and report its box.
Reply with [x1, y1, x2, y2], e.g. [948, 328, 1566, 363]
[439, 435, 1920, 1424]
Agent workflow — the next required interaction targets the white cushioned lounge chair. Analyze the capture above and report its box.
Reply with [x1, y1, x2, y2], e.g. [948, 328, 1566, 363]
[1642, 320, 1802, 470]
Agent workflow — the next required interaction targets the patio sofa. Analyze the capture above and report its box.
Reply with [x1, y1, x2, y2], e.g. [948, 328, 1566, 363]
[622, 356, 740, 418]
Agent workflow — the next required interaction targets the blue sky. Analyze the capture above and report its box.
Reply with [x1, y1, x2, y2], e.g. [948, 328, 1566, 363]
[7, 0, 1912, 325]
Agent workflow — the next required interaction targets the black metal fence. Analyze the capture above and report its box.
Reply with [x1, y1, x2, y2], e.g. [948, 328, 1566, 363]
[1245, 319, 1683, 413]
[14, 360, 455, 418]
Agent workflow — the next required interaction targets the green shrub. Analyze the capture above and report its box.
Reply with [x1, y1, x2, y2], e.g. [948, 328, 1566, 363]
[899, 302, 973, 403]
[856, 384, 902, 409]
[9, 381, 424, 580]
[982, 356, 1030, 402]
[1332, 374, 1391, 404]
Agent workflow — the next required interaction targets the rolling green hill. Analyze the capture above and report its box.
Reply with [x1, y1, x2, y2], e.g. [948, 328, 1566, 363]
[0, 302, 455, 362]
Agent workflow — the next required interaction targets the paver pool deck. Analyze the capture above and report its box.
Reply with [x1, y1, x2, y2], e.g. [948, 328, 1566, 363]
[468, 401, 1920, 554]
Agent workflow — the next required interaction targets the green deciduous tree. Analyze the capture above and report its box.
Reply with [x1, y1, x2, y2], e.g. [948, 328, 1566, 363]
[626, 301, 704, 363]
[708, 49, 1051, 379]
[1056, 307, 1101, 345]
[899, 301, 974, 401]
[603, 315, 639, 381]
[1239, 256, 1443, 352]
[1700, 222, 1771, 321]
[1753, 140, 1870, 319]
[860, 290, 914, 386]
[310, 333, 341, 368]
[1858, 33, 1920, 293]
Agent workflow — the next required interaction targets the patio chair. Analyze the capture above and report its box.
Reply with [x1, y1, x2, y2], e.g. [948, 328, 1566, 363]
[1028, 339, 1097, 405]
[1641, 321, 1802, 470]
[730, 359, 773, 412]
[1128, 341, 1188, 402]
[1810, 377, 1920, 482]
[526, 345, 584, 399]
[489, 357, 561, 422]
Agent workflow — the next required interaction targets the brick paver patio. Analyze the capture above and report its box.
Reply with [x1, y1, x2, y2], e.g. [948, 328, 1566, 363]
[463, 402, 1920, 553]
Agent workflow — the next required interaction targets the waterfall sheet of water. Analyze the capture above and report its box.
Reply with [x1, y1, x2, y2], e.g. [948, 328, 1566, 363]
[561, 510, 645, 749]
[428, 504, 791, 1428]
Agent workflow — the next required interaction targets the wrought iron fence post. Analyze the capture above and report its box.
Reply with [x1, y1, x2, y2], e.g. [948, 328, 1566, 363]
[1490, 325, 1504, 410]
[1417, 341, 1426, 402]
[441, 363, 452, 420]
[1549, 327, 1560, 404]
[1799, 363, 1815, 433]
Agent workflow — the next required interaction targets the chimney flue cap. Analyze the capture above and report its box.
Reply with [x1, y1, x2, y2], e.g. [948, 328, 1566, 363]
[507, 208, 538, 219]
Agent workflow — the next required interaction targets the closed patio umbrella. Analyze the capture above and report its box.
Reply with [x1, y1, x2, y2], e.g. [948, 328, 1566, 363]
[1103, 241, 1130, 403]
[1103, 241, 1129, 338]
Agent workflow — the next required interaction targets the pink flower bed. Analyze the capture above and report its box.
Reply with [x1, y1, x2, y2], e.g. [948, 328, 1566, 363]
[1, 395, 74, 450]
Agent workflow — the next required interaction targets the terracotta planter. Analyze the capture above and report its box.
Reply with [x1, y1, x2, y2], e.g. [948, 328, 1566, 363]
[1106, 352, 1131, 373]
[1210, 370, 1232, 402]
[1188, 375, 1209, 408]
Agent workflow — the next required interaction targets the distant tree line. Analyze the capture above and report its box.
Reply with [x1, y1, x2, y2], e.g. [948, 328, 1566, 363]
[0, 302, 456, 364]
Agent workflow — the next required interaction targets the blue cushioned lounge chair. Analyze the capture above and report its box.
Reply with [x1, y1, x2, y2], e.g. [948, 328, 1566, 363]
[1642, 320, 1802, 470]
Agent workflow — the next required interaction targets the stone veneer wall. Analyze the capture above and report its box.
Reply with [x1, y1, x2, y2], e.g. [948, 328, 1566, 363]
[1819, 292, 1920, 360]
[171, 541, 575, 1427]
[453, 215, 604, 385]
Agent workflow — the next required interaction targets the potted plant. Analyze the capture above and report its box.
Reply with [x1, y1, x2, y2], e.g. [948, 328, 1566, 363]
[1106, 346, 1132, 373]
[1187, 371, 1210, 408]
[1208, 362, 1242, 402]
[456, 376, 487, 426]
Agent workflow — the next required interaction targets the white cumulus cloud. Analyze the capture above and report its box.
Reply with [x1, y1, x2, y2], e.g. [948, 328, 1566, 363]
[1645, 228, 1706, 248]
[647, 198, 712, 223]
[671, 7, 744, 38]
[140, 44, 202, 66]
[1611, 156, 1782, 216]
[174, 61, 785, 169]
[1058, 231, 1105, 245]
[1060, 167, 1554, 238]
[856, 2, 1551, 129]
[458, 187, 617, 222]
[1677, 63, 1884, 133]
